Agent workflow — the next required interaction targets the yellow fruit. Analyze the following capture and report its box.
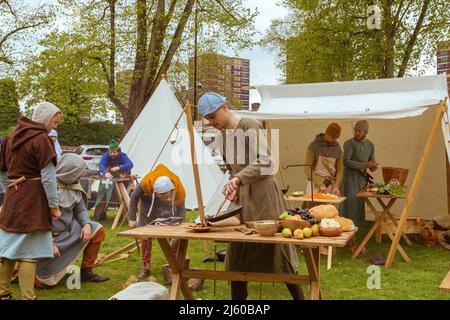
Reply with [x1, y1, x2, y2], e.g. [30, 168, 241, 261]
[311, 224, 320, 236]
[293, 229, 304, 239]
[303, 227, 312, 238]
[282, 228, 292, 238]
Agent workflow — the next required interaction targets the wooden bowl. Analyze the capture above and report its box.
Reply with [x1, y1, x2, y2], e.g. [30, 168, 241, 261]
[279, 219, 311, 232]
[254, 220, 279, 237]
[319, 226, 343, 237]
[245, 221, 257, 229]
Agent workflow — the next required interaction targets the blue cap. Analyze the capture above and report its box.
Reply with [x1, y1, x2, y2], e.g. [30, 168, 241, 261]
[198, 92, 227, 116]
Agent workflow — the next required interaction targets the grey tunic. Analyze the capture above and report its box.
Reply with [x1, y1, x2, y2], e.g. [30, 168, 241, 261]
[340, 138, 375, 227]
[36, 199, 101, 285]
[129, 182, 186, 227]
[220, 118, 299, 274]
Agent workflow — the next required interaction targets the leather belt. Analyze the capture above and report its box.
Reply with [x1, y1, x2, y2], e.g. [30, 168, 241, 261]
[7, 176, 41, 188]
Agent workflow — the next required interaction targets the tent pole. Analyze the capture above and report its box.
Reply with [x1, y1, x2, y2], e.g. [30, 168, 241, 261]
[385, 98, 448, 268]
[185, 101, 207, 226]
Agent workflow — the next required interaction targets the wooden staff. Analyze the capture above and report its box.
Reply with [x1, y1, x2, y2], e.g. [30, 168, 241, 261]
[185, 101, 206, 226]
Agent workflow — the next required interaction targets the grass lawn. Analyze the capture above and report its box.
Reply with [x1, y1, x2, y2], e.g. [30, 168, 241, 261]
[10, 210, 450, 300]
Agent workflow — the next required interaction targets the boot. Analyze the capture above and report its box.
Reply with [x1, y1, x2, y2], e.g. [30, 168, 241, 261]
[0, 293, 13, 300]
[162, 264, 173, 285]
[80, 268, 110, 283]
[139, 240, 152, 280]
[138, 267, 151, 280]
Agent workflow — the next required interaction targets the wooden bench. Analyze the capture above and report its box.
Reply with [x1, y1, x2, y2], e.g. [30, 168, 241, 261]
[439, 270, 450, 293]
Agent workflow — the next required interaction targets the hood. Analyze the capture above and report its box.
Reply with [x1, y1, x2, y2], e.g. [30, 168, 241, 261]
[56, 153, 87, 185]
[9, 116, 49, 151]
[309, 133, 342, 158]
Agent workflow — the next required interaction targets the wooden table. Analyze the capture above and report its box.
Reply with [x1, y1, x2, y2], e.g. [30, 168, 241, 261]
[119, 224, 357, 300]
[352, 191, 412, 264]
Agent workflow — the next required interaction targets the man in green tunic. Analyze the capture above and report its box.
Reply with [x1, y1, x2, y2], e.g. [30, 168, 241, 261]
[341, 120, 378, 227]
[198, 92, 303, 300]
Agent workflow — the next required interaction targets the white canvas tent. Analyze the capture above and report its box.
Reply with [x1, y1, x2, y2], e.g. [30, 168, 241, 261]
[234, 74, 449, 267]
[120, 80, 226, 210]
[235, 75, 449, 216]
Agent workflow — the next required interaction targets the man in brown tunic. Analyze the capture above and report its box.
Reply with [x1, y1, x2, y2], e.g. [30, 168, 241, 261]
[0, 102, 62, 300]
[198, 92, 304, 300]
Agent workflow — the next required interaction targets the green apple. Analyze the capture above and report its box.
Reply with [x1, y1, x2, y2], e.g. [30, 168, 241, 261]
[279, 212, 290, 220]
[282, 228, 292, 238]
[303, 227, 313, 238]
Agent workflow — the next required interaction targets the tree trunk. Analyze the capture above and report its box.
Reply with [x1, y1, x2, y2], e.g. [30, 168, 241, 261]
[383, 1, 395, 78]
[397, 0, 430, 77]
[123, 0, 195, 135]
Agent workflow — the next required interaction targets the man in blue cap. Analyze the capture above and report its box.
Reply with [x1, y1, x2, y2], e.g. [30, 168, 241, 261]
[198, 92, 304, 300]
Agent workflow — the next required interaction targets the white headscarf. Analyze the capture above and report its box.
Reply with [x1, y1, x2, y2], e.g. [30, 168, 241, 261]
[49, 129, 63, 160]
[154, 176, 175, 193]
[32, 101, 61, 127]
[147, 176, 176, 217]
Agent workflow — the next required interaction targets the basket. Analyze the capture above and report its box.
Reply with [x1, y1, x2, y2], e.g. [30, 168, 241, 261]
[382, 167, 409, 186]
[279, 219, 311, 232]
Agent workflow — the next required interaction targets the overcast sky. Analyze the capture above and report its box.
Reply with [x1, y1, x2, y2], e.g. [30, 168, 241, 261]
[227, 1, 289, 105]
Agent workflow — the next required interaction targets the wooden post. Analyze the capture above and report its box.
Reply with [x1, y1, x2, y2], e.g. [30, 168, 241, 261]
[185, 101, 206, 225]
[385, 99, 448, 268]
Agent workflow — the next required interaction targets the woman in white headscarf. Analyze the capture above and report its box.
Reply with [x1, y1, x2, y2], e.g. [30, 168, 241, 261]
[0, 101, 62, 300]
[36, 153, 109, 287]
[128, 164, 186, 279]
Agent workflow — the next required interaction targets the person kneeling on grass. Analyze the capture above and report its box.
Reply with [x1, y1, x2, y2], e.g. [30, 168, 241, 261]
[36, 154, 109, 287]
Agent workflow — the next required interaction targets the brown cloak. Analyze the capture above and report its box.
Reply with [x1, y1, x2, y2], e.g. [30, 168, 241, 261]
[0, 116, 57, 233]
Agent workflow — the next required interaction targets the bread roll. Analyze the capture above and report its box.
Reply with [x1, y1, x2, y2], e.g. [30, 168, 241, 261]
[335, 216, 355, 232]
[309, 205, 339, 220]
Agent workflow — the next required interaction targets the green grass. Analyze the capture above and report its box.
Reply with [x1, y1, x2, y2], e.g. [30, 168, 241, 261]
[10, 210, 450, 300]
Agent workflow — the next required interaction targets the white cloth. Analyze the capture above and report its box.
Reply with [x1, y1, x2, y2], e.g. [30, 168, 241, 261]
[110, 282, 169, 300]
[31, 101, 61, 127]
[314, 155, 337, 177]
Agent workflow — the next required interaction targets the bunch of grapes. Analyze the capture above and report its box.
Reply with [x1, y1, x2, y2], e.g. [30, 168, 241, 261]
[286, 208, 319, 225]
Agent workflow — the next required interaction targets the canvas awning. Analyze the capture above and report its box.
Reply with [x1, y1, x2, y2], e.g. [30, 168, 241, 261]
[234, 74, 450, 162]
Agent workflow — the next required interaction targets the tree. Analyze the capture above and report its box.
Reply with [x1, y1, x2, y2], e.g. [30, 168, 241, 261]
[0, 0, 53, 69]
[0, 78, 20, 136]
[56, 0, 257, 133]
[264, 0, 449, 83]
[19, 32, 110, 124]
